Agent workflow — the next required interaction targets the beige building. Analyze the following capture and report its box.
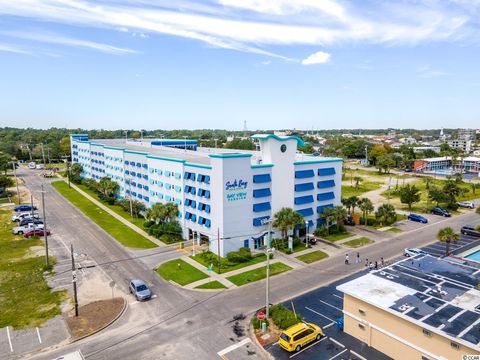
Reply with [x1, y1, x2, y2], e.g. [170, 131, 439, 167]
[338, 256, 480, 360]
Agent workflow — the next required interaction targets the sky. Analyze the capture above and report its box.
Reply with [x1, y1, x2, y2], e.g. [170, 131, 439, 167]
[0, 0, 480, 131]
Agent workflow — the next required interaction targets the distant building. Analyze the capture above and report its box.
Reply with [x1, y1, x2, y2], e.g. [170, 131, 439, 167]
[413, 156, 480, 174]
[458, 128, 476, 141]
[448, 139, 473, 154]
[412, 146, 441, 154]
[399, 137, 417, 145]
[337, 255, 480, 359]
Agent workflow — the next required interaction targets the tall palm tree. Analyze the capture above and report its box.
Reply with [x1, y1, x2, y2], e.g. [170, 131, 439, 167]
[375, 203, 397, 226]
[320, 207, 336, 233]
[332, 205, 347, 231]
[358, 198, 374, 225]
[349, 196, 360, 214]
[272, 207, 304, 240]
[437, 227, 459, 256]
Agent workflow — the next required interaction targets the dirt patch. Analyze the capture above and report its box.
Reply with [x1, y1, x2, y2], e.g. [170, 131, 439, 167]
[23, 245, 45, 259]
[255, 318, 283, 347]
[66, 297, 125, 339]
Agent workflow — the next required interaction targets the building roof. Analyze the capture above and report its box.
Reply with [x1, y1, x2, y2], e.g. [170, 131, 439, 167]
[251, 133, 305, 147]
[337, 255, 480, 349]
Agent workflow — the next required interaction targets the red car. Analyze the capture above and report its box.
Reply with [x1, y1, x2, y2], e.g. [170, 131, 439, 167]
[24, 229, 51, 238]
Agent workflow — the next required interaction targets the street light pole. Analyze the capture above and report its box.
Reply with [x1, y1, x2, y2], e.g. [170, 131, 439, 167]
[262, 218, 274, 324]
[305, 220, 309, 248]
[71, 243, 79, 317]
[40, 185, 49, 267]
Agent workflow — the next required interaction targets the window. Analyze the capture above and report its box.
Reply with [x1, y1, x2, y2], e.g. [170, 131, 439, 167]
[205, 204, 211, 213]
[293, 331, 307, 342]
[358, 324, 365, 330]
[422, 329, 431, 337]
[205, 190, 210, 199]
[451, 342, 460, 350]
[358, 309, 366, 315]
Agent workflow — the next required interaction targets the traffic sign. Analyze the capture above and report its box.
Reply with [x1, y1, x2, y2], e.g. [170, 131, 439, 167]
[257, 311, 265, 321]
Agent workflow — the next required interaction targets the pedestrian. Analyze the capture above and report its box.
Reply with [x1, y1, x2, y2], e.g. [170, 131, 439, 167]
[345, 254, 349, 265]
[356, 252, 360, 264]
[374, 261, 378, 270]
[365, 258, 369, 268]
[381, 257, 384, 267]
[369, 261, 373, 270]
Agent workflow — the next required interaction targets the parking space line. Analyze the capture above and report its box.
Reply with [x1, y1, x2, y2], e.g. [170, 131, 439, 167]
[217, 337, 251, 357]
[6, 326, 13, 352]
[328, 348, 348, 360]
[36, 327, 42, 344]
[350, 350, 367, 360]
[319, 300, 342, 312]
[324, 322, 336, 329]
[329, 338, 345, 348]
[332, 294, 343, 300]
[305, 306, 336, 323]
[289, 337, 327, 358]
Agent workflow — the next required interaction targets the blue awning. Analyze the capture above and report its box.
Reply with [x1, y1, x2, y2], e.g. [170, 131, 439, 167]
[253, 174, 271, 183]
[295, 170, 315, 179]
[318, 168, 336, 176]
[318, 180, 335, 189]
[295, 195, 314, 205]
[253, 202, 271, 212]
[317, 192, 335, 201]
[253, 188, 272, 198]
[297, 208, 314, 217]
[295, 182, 314, 192]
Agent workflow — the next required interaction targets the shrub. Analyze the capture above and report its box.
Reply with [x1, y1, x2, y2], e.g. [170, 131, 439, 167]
[314, 226, 328, 237]
[477, 207, 480, 215]
[226, 247, 253, 263]
[270, 304, 302, 330]
[146, 220, 182, 241]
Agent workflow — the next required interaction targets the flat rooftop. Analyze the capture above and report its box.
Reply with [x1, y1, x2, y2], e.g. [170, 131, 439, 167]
[338, 255, 480, 349]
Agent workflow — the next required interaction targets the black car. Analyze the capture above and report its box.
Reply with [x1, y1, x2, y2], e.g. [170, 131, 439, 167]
[19, 218, 44, 227]
[343, 215, 356, 226]
[461, 226, 480, 237]
[431, 207, 451, 217]
[14, 204, 37, 212]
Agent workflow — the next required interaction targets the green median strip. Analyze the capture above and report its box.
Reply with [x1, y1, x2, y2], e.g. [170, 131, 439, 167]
[295, 250, 329, 264]
[343, 237, 374, 248]
[323, 232, 354, 242]
[194, 280, 227, 290]
[52, 181, 156, 249]
[226, 262, 292, 287]
[156, 259, 208, 286]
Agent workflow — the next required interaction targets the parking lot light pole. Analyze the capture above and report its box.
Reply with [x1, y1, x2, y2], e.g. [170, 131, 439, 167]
[71, 243, 79, 316]
[262, 218, 274, 323]
[40, 184, 49, 267]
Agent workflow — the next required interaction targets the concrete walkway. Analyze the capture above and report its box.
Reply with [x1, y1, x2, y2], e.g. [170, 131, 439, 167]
[57, 176, 165, 247]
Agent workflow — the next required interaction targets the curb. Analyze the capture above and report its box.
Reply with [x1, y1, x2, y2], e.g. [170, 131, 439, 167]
[249, 319, 275, 360]
[70, 297, 127, 343]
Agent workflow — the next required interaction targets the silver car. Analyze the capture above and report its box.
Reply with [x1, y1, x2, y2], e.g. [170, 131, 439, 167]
[12, 223, 44, 235]
[11, 212, 39, 222]
[129, 279, 152, 301]
[457, 201, 475, 209]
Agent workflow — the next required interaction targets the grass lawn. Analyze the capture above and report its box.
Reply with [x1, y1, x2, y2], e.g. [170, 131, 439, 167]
[226, 262, 292, 286]
[296, 250, 329, 264]
[156, 259, 208, 286]
[387, 227, 403, 233]
[343, 237, 374, 248]
[272, 238, 310, 254]
[344, 168, 409, 179]
[190, 251, 267, 274]
[194, 280, 227, 290]
[0, 209, 65, 329]
[323, 232, 354, 242]
[0, 197, 12, 204]
[342, 181, 383, 197]
[75, 183, 145, 229]
[52, 181, 156, 249]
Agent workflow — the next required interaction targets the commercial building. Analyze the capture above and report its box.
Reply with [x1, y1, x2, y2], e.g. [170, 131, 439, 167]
[338, 255, 480, 360]
[70, 134, 342, 256]
[447, 139, 473, 154]
[413, 156, 480, 175]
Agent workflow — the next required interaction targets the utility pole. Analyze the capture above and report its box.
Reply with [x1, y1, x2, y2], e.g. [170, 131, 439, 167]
[41, 185, 49, 267]
[30, 194, 36, 232]
[265, 219, 274, 322]
[71, 244, 79, 316]
[12, 159, 20, 204]
[40, 143, 46, 169]
[67, 161, 71, 188]
[217, 227, 221, 274]
[126, 178, 133, 217]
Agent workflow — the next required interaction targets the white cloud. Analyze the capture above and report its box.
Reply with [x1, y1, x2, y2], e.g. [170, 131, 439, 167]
[0, 43, 30, 54]
[0, 0, 477, 61]
[417, 65, 446, 78]
[2, 31, 137, 55]
[302, 51, 331, 65]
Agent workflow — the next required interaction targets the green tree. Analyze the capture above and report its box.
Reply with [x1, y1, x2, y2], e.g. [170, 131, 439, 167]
[0, 153, 10, 175]
[399, 184, 421, 211]
[272, 207, 304, 240]
[225, 139, 256, 151]
[377, 155, 395, 174]
[423, 177, 432, 191]
[319, 207, 336, 234]
[59, 137, 71, 155]
[69, 163, 83, 184]
[375, 203, 397, 226]
[332, 205, 347, 231]
[437, 227, 459, 256]
[145, 202, 179, 224]
[443, 180, 461, 207]
[358, 198, 374, 225]
[369, 144, 388, 165]
[353, 176, 362, 189]
[428, 186, 447, 206]
[97, 177, 119, 201]
[342, 196, 359, 214]
[0, 175, 14, 192]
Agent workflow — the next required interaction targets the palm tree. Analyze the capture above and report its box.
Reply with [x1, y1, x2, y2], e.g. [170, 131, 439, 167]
[97, 176, 119, 199]
[358, 198, 374, 225]
[437, 227, 459, 256]
[399, 184, 421, 211]
[423, 177, 432, 191]
[349, 196, 360, 214]
[146, 203, 179, 224]
[332, 205, 347, 231]
[353, 176, 363, 189]
[319, 207, 336, 233]
[272, 207, 304, 240]
[375, 203, 397, 226]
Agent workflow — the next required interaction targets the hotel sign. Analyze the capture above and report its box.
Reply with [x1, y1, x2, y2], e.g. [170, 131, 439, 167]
[225, 179, 248, 202]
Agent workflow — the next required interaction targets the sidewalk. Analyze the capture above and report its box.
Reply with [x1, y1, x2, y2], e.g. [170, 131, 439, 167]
[57, 176, 165, 247]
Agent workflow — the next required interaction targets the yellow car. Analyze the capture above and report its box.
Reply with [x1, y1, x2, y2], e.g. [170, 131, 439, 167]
[278, 322, 324, 352]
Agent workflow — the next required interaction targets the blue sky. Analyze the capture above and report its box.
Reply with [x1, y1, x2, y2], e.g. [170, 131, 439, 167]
[0, 0, 480, 130]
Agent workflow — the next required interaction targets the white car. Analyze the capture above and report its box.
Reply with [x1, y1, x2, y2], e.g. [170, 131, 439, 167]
[28, 162, 36, 169]
[12, 223, 44, 235]
[404, 248, 428, 257]
[457, 201, 475, 209]
[11, 212, 39, 222]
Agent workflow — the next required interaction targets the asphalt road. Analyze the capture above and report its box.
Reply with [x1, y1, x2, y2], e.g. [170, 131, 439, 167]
[14, 168, 480, 360]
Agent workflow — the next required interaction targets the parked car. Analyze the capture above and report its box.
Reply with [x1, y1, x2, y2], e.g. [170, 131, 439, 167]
[457, 201, 475, 209]
[19, 218, 43, 227]
[303, 236, 317, 245]
[28, 162, 36, 169]
[431, 207, 451, 217]
[343, 215, 356, 226]
[129, 279, 152, 301]
[407, 213, 428, 224]
[11, 212, 39, 222]
[404, 248, 428, 257]
[404, 168, 413, 173]
[12, 223, 44, 235]
[24, 229, 50, 238]
[278, 322, 324, 352]
[14, 204, 37, 212]
[461, 225, 480, 237]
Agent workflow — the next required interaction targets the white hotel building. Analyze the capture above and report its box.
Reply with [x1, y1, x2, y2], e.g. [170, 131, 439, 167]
[70, 134, 343, 257]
